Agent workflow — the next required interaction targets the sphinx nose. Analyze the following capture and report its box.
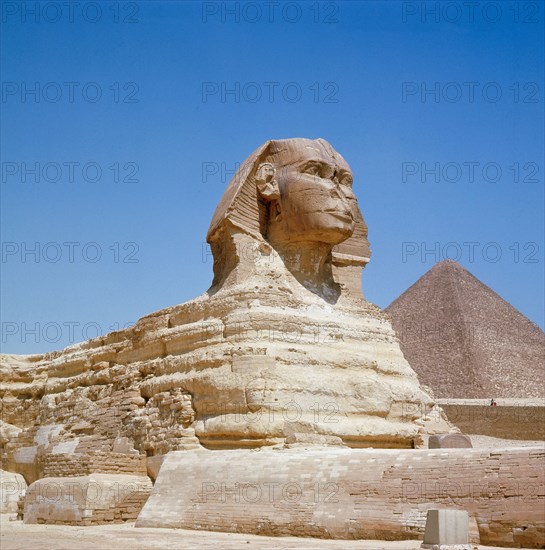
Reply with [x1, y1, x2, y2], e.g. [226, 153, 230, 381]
[329, 183, 344, 200]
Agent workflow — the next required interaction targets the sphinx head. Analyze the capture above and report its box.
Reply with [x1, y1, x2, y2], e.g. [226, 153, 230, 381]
[255, 139, 356, 247]
[207, 138, 370, 297]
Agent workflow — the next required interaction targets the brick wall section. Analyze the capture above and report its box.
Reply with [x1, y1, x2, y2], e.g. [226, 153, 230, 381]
[43, 452, 147, 478]
[136, 447, 545, 549]
[126, 390, 199, 454]
[2, 386, 198, 481]
[438, 401, 545, 440]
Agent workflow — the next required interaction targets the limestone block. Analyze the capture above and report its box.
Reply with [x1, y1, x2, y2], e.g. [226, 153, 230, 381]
[7, 446, 41, 484]
[428, 434, 472, 449]
[24, 474, 152, 525]
[112, 436, 138, 455]
[0, 470, 27, 513]
[422, 509, 469, 546]
[0, 420, 21, 446]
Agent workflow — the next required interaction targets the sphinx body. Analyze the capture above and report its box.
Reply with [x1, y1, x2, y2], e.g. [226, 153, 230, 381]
[0, 139, 450, 481]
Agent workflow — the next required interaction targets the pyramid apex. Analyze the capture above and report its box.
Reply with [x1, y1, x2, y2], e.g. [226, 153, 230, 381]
[433, 258, 464, 269]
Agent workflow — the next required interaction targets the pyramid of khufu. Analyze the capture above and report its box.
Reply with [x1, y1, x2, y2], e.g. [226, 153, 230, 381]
[386, 260, 545, 399]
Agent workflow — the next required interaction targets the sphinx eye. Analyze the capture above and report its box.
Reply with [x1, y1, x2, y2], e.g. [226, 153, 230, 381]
[304, 164, 320, 176]
[338, 172, 353, 186]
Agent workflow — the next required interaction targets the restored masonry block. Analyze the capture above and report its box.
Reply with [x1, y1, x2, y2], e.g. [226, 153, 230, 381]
[42, 451, 147, 478]
[137, 447, 545, 548]
[24, 474, 152, 525]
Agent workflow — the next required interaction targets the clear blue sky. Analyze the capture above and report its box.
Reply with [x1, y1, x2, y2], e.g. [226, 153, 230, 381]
[1, 0, 544, 354]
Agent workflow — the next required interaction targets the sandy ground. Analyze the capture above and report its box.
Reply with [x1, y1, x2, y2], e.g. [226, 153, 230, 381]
[0, 517, 526, 550]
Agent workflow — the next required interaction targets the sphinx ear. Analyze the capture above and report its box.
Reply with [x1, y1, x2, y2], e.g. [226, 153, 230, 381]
[255, 162, 279, 201]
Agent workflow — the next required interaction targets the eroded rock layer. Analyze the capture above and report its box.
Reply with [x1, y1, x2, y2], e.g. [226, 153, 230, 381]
[1, 262, 450, 479]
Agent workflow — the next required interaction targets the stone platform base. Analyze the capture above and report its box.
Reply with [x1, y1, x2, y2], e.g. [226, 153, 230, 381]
[136, 447, 544, 548]
[24, 474, 152, 525]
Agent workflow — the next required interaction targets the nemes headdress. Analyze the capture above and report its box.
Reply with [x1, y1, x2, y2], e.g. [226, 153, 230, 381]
[206, 138, 371, 295]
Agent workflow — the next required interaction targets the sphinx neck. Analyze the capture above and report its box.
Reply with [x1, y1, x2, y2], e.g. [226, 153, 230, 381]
[271, 240, 340, 300]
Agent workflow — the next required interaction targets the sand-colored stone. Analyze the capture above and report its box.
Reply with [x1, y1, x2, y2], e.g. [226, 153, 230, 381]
[1, 139, 454, 485]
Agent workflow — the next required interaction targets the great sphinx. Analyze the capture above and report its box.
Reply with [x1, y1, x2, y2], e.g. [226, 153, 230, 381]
[1, 138, 450, 483]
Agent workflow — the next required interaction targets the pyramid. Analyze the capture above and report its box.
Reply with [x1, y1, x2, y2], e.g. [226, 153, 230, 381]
[386, 260, 545, 399]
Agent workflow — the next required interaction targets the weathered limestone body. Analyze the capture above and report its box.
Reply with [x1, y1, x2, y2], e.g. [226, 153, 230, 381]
[1, 138, 452, 479]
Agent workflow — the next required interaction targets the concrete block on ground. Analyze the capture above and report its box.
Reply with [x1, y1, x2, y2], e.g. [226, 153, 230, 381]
[422, 509, 469, 546]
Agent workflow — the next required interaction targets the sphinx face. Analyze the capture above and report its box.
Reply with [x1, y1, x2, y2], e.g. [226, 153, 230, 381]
[272, 141, 356, 245]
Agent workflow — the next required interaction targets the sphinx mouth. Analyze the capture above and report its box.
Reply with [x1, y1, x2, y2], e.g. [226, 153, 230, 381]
[325, 211, 354, 222]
